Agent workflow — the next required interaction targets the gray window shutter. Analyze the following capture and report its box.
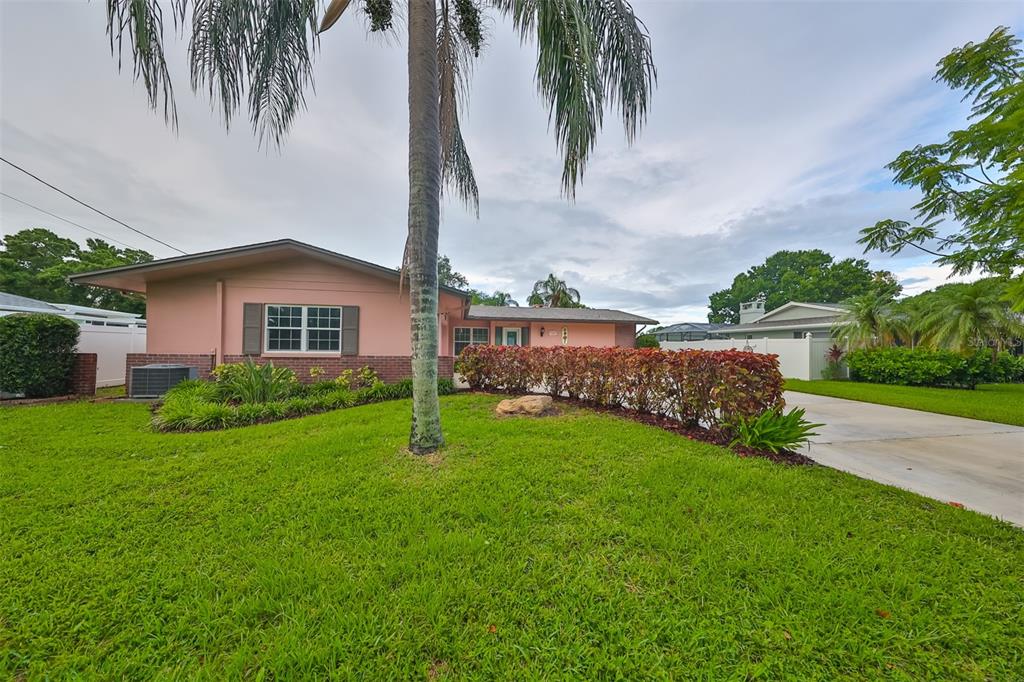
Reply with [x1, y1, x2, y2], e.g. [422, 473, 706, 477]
[242, 303, 263, 355]
[341, 306, 359, 355]
[521, 326, 530, 346]
[495, 326, 503, 345]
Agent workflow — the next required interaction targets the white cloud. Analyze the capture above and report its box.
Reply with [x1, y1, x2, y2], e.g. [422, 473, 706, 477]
[2, 0, 1021, 323]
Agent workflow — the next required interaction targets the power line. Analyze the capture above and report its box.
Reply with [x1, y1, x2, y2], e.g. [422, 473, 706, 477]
[0, 191, 140, 250]
[0, 156, 188, 255]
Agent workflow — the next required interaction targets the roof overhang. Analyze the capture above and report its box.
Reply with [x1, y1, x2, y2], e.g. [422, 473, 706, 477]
[753, 301, 846, 324]
[466, 305, 658, 325]
[69, 239, 472, 300]
[725, 321, 835, 334]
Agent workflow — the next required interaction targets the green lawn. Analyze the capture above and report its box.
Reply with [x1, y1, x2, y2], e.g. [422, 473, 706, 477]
[2, 395, 1022, 679]
[785, 380, 1024, 427]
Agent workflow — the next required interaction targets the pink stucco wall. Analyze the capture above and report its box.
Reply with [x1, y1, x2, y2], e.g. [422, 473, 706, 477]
[144, 254, 640, 358]
[444, 316, 623, 354]
[145, 256, 467, 357]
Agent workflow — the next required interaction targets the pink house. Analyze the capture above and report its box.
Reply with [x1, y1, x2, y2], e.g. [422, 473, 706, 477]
[71, 240, 657, 392]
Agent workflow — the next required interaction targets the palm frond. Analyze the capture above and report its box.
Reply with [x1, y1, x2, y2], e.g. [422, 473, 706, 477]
[187, 0, 320, 147]
[105, 0, 180, 129]
[493, 0, 655, 197]
[587, 0, 656, 144]
[438, 0, 480, 214]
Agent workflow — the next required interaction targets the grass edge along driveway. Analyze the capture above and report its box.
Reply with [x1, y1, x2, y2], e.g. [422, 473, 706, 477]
[785, 380, 1024, 427]
[2, 394, 1022, 679]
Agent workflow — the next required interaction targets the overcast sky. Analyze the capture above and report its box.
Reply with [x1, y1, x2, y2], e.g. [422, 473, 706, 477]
[2, 1, 1022, 323]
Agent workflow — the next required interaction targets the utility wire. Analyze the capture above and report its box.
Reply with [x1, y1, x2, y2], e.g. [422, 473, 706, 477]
[0, 191, 139, 250]
[0, 156, 188, 255]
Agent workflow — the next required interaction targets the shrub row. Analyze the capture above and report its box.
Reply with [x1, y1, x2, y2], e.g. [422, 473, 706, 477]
[153, 377, 456, 432]
[0, 314, 80, 398]
[455, 345, 784, 429]
[846, 347, 1024, 389]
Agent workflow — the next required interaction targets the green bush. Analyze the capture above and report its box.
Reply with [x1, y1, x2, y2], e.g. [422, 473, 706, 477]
[0, 314, 81, 398]
[212, 358, 297, 403]
[845, 347, 1014, 389]
[153, 377, 456, 432]
[635, 334, 660, 349]
[728, 408, 823, 454]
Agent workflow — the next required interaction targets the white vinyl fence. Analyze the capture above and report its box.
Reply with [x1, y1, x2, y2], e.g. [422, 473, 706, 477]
[662, 336, 844, 381]
[77, 323, 147, 387]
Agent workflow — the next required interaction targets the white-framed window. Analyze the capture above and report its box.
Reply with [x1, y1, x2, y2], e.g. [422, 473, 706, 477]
[266, 305, 342, 352]
[454, 327, 489, 356]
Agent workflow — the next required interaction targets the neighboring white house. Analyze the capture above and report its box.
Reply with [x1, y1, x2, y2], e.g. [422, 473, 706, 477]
[659, 301, 848, 380]
[716, 301, 848, 340]
[0, 292, 146, 387]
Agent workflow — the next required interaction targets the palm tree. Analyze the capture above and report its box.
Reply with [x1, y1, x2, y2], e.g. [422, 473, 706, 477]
[831, 292, 905, 349]
[529, 273, 582, 307]
[489, 291, 519, 307]
[916, 280, 1024, 357]
[102, 0, 654, 453]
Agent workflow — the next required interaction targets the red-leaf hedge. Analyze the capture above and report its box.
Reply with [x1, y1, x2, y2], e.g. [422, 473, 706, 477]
[455, 346, 784, 429]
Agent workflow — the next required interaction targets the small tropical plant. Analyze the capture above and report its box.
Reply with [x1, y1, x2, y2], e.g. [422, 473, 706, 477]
[728, 408, 824, 454]
[216, 359, 297, 404]
[335, 366, 382, 391]
[821, 344, 845, 380]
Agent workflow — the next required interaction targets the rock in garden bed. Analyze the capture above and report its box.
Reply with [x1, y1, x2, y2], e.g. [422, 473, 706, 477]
[495, 395, 557, 417]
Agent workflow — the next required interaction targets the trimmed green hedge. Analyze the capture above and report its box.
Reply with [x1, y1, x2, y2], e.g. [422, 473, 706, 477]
[0, 314, 80, 398]
[153, 377, 456, 432]
[846, 347, 1024, 389]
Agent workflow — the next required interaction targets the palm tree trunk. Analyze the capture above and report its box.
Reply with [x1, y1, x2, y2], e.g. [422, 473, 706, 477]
[407, 0, 444, 454]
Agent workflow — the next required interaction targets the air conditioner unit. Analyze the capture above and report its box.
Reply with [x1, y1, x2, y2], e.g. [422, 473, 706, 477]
[130, 364, 198, 398]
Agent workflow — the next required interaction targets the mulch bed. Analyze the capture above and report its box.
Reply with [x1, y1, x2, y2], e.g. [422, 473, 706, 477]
[0, 394, 83, 407]
[474, 391, 816, 466]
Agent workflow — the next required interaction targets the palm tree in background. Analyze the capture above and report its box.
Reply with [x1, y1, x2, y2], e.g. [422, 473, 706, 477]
[489, 291, 519, 306]
[831, 291, 906, 349]
[916, 280, 1024, 357]
[103, 0, 655, 453]
[529, 273, 582, 307]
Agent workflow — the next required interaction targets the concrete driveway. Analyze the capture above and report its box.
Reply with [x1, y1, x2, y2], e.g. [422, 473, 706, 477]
[785, 391, 1024, 526]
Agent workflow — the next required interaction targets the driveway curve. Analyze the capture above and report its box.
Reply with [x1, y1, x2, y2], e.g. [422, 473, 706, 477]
[785, 391, 1024, 526]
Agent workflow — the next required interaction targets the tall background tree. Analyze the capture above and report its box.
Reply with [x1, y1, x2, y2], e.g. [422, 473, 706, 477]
[528, 273, 583, 308]
[859, 26, 1024, 311]
[436, 254, 469, 289]
[102, 0, 656, 453]
[0, 228, 151, 314]
[708, 250, 898, 324]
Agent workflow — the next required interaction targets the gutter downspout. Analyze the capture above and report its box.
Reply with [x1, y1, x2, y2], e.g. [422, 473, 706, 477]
[215, 279, 224, 365]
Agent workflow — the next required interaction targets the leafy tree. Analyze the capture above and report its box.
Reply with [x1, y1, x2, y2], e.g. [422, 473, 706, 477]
[437, 254, 469, 290]
[528, 274, 583, 308]
[102, 0, 655, 453]
[859, 27, 1024, 311]
[0, 228, 151, 314]
[708, 250, 898, 324]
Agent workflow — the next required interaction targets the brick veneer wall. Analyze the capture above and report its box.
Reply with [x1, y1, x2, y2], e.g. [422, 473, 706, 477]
[125, 353, 216, 396]
[125, 353, 453, 392]
[223, 355, 455, 384]
[71, 353, 97, 396]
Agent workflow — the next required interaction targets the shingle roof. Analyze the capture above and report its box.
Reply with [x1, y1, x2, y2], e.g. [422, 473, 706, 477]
[0, 291, 63, 311]
[467, 305, 658, 325]
[70, 239, 472, 298]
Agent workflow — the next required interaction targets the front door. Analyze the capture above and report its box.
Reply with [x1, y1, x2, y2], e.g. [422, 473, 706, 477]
[504, 328, 520, 346]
